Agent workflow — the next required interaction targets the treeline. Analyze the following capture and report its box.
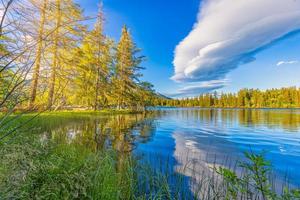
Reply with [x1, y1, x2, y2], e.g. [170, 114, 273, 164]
[156, 87, 300, 108]
[0, 0, 157, 111]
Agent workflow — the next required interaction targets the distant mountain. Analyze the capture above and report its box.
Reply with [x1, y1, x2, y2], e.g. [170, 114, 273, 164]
[156, 93, 172, 100]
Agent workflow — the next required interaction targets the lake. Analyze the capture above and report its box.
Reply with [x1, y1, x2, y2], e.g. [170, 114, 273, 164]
[34, 108, 300, 191]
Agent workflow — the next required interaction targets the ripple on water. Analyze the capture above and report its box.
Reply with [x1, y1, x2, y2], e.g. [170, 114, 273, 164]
[141, 108, 300, 187]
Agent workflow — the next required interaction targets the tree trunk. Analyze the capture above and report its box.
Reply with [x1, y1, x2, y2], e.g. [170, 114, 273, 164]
[29, 0, 47, 109]
[47, 0, 61, 109]
[94, 69, 100, 111]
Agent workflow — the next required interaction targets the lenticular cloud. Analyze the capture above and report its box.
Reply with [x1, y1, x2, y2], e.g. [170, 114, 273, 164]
[172, 0, 300, 83]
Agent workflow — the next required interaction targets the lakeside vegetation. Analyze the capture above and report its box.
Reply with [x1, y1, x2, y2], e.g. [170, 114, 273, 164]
[156, 87, 300, 108]
[1, 0, 158, 113]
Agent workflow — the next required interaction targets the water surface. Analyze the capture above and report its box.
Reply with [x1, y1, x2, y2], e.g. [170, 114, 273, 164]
[37, 108, 300, 188]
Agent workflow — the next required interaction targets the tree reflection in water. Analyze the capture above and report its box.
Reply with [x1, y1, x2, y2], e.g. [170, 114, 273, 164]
[45, 113, 158, 172]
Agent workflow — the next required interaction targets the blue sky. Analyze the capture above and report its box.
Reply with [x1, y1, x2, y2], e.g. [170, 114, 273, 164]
[226, 33, 300, 93]
[76, 0, 300, 97]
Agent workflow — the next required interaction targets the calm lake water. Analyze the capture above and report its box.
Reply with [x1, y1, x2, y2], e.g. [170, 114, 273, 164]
[38, 108, 300, 189]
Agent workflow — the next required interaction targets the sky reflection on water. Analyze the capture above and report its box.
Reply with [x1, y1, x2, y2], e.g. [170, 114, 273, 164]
[41, 108, 300, 190]
[136, 108, 300, 188]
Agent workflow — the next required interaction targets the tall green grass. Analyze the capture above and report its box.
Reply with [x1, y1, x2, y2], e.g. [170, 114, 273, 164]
[2, 137, 299, 200]
[0, 137, 133, 199]
[0, 136, 190, 199]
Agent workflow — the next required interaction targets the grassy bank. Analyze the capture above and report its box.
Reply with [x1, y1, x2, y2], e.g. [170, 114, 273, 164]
[0, 109, 143, 117]
[0, 135, 190, 199]
[1, 136, 300, 199]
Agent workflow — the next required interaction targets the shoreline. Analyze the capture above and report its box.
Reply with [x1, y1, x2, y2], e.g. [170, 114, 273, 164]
[0, 109, 145, 116]
[152, 106, 300, 110]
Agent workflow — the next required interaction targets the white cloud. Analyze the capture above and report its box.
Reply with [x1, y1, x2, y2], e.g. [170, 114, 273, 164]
[276, 60, 299, 66]
[172, 0, 300, 84]
[168, 79, 229, 97]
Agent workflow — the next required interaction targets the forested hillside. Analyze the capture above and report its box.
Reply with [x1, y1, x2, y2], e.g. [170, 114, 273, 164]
[157, 87, 300, 108]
